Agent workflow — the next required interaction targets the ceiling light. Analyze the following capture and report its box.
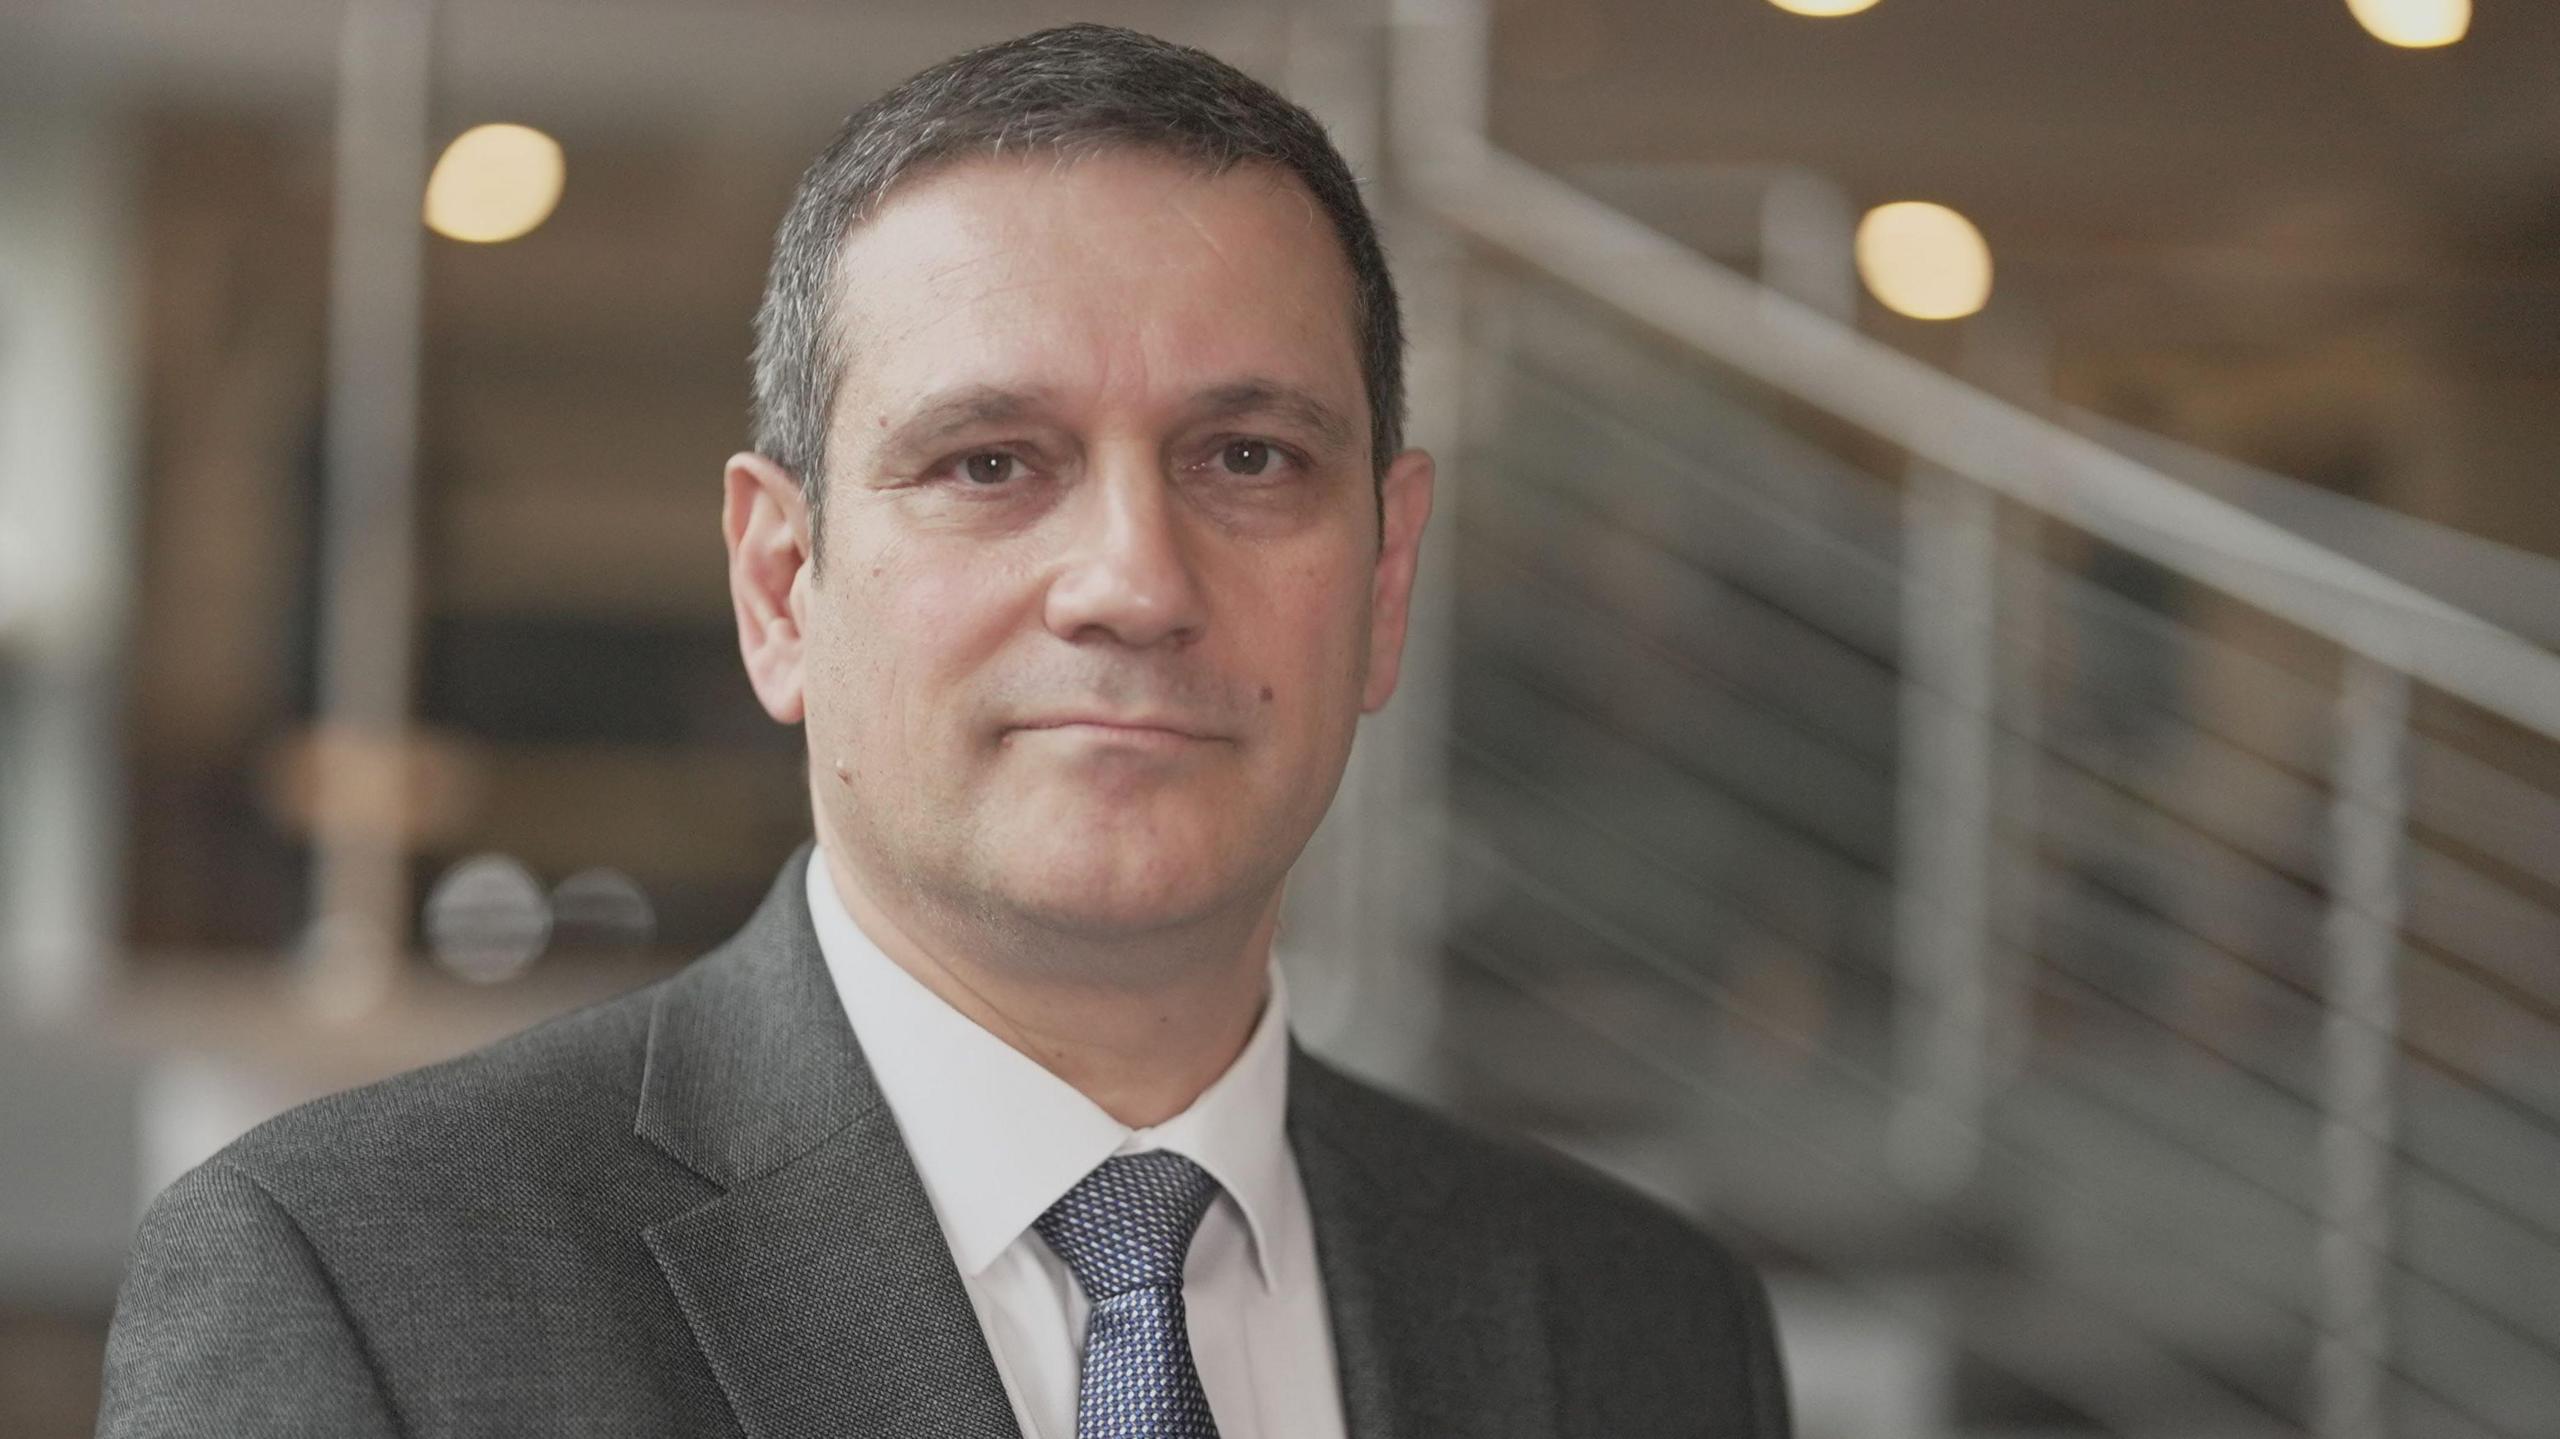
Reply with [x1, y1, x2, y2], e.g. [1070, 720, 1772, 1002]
[2345, 0, 2470, 47]
[424, 123, 565, 244]
[1855, 201, 1993, 321]
[1767, 0, 1883, 15]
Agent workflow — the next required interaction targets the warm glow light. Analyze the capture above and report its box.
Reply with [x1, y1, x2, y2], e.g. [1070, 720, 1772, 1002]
[424, 123, 565, 243]
[1767, 0, 1882, 14]
[1855, 201, 1993, 321]
[2346, 0, 2470, 47]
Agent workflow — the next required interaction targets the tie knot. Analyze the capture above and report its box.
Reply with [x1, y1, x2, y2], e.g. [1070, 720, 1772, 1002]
[1034, 1150, 1223, 1301]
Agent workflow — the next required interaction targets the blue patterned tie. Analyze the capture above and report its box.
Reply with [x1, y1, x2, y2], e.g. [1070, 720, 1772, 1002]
[1034, 1150, 1224, 1438]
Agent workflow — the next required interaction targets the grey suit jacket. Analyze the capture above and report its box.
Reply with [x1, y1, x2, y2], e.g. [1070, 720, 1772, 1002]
[98, 848, 1789, 1437]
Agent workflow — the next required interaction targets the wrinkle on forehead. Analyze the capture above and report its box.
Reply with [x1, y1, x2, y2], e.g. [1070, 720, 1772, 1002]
[1160, 160, 1322, 263]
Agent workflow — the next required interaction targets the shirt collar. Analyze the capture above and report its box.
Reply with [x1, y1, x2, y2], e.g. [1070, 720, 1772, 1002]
[805, 848, 1292, 1290]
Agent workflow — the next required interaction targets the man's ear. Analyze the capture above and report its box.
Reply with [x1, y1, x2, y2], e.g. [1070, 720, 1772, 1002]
[723, 451, 812, 725]
[1361, 447, 1437, 713]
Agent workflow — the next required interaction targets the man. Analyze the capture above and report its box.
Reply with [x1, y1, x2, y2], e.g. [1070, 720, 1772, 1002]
[99, 24, 1788, 1438]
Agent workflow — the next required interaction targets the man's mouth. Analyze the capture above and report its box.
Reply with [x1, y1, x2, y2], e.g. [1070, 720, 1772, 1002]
[1009, 714, 1226, 747]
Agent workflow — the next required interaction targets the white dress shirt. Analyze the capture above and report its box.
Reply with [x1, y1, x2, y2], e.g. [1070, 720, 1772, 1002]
[805, 854, 1348, 1439]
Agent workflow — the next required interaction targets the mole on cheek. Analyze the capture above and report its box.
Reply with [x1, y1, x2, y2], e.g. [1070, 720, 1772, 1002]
[1259, 685, 1275, 703]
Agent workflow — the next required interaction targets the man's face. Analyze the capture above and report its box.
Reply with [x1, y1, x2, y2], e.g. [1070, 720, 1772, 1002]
[733, 150, 1433, 948]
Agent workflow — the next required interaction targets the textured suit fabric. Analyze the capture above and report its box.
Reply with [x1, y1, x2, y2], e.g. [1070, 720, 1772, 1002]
[98, 846, 1791, 1438]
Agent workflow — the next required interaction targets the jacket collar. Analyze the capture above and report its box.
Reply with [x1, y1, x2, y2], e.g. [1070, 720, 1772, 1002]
[636, 844, 879, 1187]
[636, 845, 1021, 1439]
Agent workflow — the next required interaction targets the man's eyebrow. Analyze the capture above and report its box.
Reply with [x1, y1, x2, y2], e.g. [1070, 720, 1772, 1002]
[873, 380, 1358, 458]
[1186, 380, 1357, 453]
[877, 385, 1046, 455]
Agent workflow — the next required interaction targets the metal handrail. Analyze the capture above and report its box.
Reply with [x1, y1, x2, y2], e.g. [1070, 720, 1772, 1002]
[1468, 307, 2560, 1003]
[1404, 141, 2560, 742]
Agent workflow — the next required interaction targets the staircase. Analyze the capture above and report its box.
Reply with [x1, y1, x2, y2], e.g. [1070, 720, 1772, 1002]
[1397, 112, 2560, 1439]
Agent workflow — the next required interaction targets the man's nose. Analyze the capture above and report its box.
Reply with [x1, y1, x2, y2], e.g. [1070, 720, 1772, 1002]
[1042, 459, 1207, 649]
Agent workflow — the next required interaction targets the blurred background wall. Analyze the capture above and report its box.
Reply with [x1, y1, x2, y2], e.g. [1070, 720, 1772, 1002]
[4, 1, 2558, 1436]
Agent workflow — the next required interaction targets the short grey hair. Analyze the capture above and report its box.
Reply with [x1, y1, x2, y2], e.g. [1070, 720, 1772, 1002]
[748, 23, 1405, 566]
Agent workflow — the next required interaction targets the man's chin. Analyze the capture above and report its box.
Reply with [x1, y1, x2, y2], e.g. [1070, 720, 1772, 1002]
[973, 839, 1256, 944]
[945, 781, 1294, 942]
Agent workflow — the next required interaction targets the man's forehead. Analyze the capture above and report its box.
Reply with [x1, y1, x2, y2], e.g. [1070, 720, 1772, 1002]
[852, 145, 1331, 246]
[822, 149, 1365, 429]
[831, 150, 1345, 313]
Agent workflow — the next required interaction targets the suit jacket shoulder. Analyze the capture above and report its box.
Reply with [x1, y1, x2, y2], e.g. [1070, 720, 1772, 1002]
[101, 973, 734, 1438]
[1289, 1052, 1791, 1439]
[102, 850, 1020, 1439]
[214, 975, 674, 1214]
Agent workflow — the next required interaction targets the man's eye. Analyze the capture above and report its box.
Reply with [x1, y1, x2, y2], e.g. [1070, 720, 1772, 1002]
[1217, 440, 1274, 476]
[960, 451, 1019, 485]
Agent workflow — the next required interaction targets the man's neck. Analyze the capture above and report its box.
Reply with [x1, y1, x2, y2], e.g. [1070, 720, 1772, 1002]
[819, 843, 1275, 1130]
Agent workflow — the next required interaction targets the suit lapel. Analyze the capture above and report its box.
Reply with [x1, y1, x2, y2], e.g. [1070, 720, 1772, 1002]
[1290, 1050, 1559, 1439]
[644, 1107, 1020, 1439]
[636, 847, 1020, 1439]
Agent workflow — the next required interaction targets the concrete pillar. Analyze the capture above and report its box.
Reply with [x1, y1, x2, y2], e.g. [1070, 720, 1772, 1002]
[0, 87, 139, 1023]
